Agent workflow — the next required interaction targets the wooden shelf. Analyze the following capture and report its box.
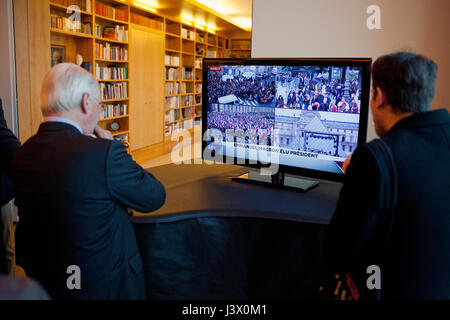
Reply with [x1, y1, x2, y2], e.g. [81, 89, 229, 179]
[165, 120, 179, 125]
[51, 29, 93, 39]
[165, 79, 179, 82]
[165, 64, 180, 68]
[165, 94, 180, 97]
[165, 49, 181, 53]
[95, 59, 129, 63]
[102, 98, 129, 102]
[50, 2, 93, 16]
[95, 14, 129, 25]
[112, 130, 129, 137]
[165, 107, 180, 111]
[98, 79, 129, 82]
[95, 37, 128, 45]
[166, 32, 180, 38]
[99, 115, 129, 121]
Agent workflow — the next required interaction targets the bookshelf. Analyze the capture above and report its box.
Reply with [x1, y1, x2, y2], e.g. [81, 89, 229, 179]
[230, 38, 251, 59]
[49, 0, 250, 150]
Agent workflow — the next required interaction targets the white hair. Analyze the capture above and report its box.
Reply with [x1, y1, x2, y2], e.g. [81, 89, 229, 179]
[40, 63, 100, 116]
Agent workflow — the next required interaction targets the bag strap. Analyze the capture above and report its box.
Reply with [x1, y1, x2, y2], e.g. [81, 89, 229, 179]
[367, 139, 398, 247]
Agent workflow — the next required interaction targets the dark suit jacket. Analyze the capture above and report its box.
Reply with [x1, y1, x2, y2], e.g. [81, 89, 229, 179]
[327, 109, 450, 299]
[11, 122, 166, 300]
[0, 99, 20, 206]
[0, 98, 20, 274]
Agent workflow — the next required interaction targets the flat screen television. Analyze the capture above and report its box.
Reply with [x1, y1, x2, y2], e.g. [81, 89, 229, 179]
[202, 58, 371, 189]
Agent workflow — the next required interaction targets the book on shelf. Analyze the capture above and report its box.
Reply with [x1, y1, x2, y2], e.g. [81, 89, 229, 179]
[165, 96, 179, 109]
[194, 118, 202, 127]
[96, 64, 128, 80]
[165, 123, 179, 136]
[51, 15, 92, 35]
[182, 107, 194, 119]
[181, 95, 194, 107]
[95, 2, 128, 22]
[195, 95, 202, 105]
[165, 82, 179, 95]
[95, 42, 128, 61]
[207, 50, 217, 58]
[181, 67, 193, 80]
[181, 28, 195, 40]
[165, 109, 179, 122]
[100, 82, 128, 100]
[195, 83, 202, 93]
[130, 13, 163, 31]
[100, 103, 128, 119]
[96, 25, 128, 42]
[166, 67, 179, 80]
[165, 55, 180, 66]
[51, 0, 92, 12]
[181, 83, 193, 94]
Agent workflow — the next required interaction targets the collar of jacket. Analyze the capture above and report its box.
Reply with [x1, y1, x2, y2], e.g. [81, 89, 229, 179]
[389, 109, 450, 132]
[37, 121, 83, 135]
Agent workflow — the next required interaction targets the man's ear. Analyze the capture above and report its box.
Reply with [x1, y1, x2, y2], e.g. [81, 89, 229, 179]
[80, 93, 90, 115]
[373, 87, 386, 109]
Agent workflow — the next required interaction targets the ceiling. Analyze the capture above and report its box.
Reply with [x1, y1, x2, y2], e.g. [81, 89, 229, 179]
[132, 0, 253, 32]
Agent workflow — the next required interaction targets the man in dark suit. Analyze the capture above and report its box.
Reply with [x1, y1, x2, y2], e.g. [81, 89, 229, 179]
[0, 98, 20, 275]
[11, 63, 166, 299]
[326, 52, 450, 299]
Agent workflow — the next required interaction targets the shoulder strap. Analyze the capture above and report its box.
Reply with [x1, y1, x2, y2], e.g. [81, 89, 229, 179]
[366, 139, 398, 250]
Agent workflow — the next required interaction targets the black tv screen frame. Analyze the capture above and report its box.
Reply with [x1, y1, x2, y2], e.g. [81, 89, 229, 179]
[202, 58, 372, 183]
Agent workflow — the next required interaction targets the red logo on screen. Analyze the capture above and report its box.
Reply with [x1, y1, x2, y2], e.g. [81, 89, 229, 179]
[209, 66, 222, 71]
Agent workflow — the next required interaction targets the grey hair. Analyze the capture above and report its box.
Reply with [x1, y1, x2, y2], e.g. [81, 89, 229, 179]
[40, 63, 100, 116]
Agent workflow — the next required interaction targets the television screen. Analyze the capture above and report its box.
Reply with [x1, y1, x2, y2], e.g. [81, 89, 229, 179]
[202, 58, 371, 182]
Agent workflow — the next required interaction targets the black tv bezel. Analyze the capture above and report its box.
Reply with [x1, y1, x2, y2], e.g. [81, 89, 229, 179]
[202, 58, 372, 183]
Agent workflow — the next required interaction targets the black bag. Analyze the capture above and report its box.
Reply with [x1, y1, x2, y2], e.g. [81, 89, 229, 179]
[319, 139, 398, 300]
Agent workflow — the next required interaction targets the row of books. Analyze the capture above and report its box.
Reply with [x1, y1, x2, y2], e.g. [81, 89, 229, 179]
[130, 13, 164, 31]
[195, 83, 202, 93]
[100, 104, 128, 119]
[182, 68, 194, 81]
[165, 96, 179, 109]
[165, 55, 180, 66]
[165, 82, 179, 95]
[181, 95, 194, 107]
[51, 15, 92, 35]
[181, 107, 194, 119]
[195, 95, 202, 105]
[166, 68, 179, 81]
[95, 43, 128, 61]
[100, 82, 128, 101]
[165, 109, 179, 123]
[51, 0, 91, 12]
[181, 83, 193, 94]
[206, 50, 217, 58]
[95, 25, 128, 42]
[96, 65, 128, 80]
[165, 123, 179, 136]
[181, 28, 195, 40]
[95, 2, 128, 22]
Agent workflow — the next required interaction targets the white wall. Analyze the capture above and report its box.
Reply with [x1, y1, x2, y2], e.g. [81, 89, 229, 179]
[0, 0, 18, 134]
[252, 0, 450, 141]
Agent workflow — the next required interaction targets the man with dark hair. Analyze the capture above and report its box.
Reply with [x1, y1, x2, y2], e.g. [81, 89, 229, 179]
[326, 52, 450, 299]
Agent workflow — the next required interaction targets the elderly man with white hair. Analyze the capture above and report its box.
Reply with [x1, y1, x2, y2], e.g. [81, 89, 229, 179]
[10, 63, 166, 300]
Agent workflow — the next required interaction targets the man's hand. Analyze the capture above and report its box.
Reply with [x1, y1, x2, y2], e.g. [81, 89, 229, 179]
[93, 126, 113, 140]
[342, 153, 352, 174]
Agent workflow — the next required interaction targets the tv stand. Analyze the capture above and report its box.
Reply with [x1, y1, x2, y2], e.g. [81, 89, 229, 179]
[232, 171, 319, 192]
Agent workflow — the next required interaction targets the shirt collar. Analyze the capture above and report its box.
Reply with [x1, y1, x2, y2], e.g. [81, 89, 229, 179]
[43, 116, 84, 134]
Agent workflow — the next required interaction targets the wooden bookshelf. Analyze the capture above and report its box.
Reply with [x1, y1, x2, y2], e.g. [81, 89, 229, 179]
[48, 0, 251, 151]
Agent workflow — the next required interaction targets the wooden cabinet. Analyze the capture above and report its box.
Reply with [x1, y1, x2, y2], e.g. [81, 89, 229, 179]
[129, 24, 164, 151]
